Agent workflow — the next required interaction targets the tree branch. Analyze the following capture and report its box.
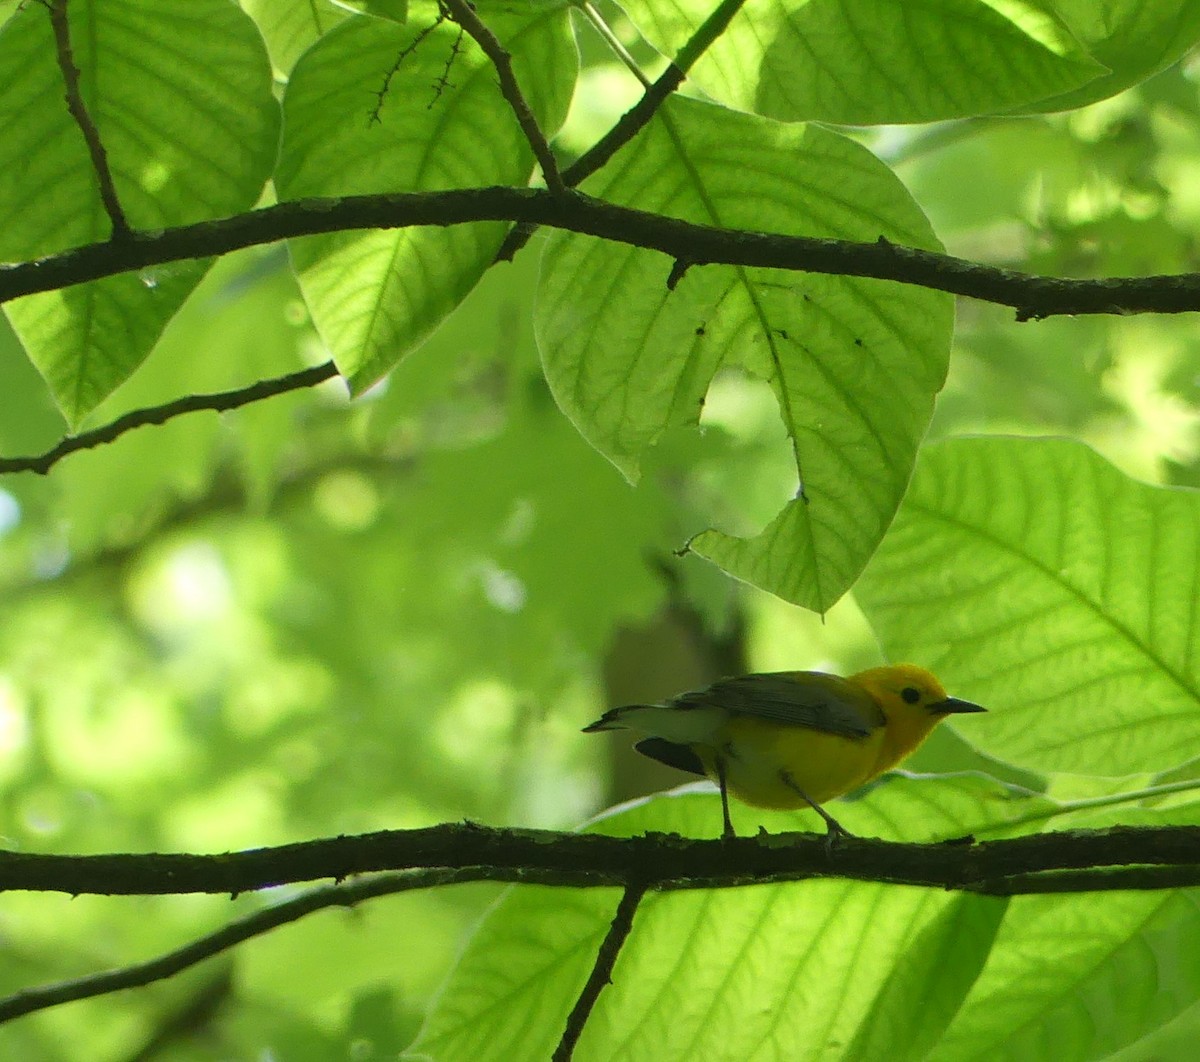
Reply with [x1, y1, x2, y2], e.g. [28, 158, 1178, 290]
[440, 0, 565, 195]
[47, 0, 131, 238]
[1, 823, 1198, 898]
[0, 825, 1194, 1026]
[496, 0, 749, 260]
[554, 883, 647, 1061]
[0, 361, 340, 476]
[0, 868, 474, 1024]
[3, 188, 1198, 320]
[566, 0, 749, 188]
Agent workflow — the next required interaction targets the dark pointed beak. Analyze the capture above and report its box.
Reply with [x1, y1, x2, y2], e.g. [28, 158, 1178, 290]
[933, 696, 986, 715]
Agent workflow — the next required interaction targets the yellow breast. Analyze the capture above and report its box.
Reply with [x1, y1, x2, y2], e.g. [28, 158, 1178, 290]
[699, 716, 886, 809]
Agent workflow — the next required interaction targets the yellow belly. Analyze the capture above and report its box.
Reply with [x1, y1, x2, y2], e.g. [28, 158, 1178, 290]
[700, 716, 885, 809]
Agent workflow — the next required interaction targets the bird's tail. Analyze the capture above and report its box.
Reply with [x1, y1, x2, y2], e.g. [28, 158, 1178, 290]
[581, 704, 649, 732]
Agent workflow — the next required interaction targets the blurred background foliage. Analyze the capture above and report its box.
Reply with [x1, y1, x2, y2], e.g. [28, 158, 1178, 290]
[0, 5, 1198, 1060]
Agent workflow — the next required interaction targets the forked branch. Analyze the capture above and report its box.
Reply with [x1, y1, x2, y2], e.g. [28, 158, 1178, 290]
[441, 0, 566, 194]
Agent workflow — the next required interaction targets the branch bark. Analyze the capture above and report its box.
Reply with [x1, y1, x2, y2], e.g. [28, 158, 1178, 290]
[3, 188, 1197, 319]
[1, 823, 1198, 898]
[0, 361, 340, 476]
[47, 0, 130, 238]
[554, 883, 648, 1061]
[441, 0, 565, 195]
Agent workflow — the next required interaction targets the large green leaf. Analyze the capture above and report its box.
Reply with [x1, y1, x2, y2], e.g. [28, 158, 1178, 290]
[856, 437, 1200, 776]
[276, 2, 577, 391]
[926, 807, 1200, 1062]
[0, 0, 278, 425]
[1023, 0, 1200, 113]
[242, 0, 349, 75]
[537, 97, 952, 613]
[616, 0, 1103, 124]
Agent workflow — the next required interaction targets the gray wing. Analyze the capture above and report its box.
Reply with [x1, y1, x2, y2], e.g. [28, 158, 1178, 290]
[671, 671, 883, 739]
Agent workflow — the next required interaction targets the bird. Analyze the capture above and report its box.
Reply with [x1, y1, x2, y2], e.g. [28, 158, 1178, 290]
[583, 664, 985, 840]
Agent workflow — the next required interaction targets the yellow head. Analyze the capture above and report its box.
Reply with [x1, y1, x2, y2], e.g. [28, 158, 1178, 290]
[849, 664, 986, 772]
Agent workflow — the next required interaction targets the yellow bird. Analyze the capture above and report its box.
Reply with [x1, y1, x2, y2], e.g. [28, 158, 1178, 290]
[583, 664, 985, 839]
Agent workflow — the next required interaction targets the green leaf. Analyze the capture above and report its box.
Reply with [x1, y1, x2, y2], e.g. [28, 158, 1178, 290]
[536, 97, 952, 613]
[407, 775, 1045, 1062]
[51, 249, 313, 550]
[856, 437, 1200, 776]
[1102, 999, 1200, 1062]
[331, 0, 409, 21]
[927, 805, 1200, 1062]
[615, 0, 1104, 124]
[846, 894, 1009, 1062]
[1021, 1, 1200, 112]
[0, 0, 279, 425]
[276, 2, 577, 391]
[242, 0, 349, 75]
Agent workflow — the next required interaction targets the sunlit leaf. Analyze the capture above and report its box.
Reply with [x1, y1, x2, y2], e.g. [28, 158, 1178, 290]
[927, 804, 1200, 1061]
[332, 0, 409, 22]
[276, 1, 577, 391]
[615, 0, 1104, 123]
[242, 0, 350, 75]
[0, 0, 278, 424]
[537, 97, 952, 613]
[1023, 0, 1200, 112]
[856, 437, 1200, 776]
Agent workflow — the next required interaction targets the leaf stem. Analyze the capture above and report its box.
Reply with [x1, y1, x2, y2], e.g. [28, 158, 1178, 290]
[576, 2, 653, 88]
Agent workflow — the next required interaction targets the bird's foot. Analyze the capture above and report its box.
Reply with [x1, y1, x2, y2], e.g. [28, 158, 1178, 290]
[822, 817, 853, 855]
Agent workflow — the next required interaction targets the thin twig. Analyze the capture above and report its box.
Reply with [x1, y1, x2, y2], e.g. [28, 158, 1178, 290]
[47, 0, 130, 238]
[495, 0, 749, 260]
[430, 23, 466, 108]
[577, 2, 653, 88]
[439, 0, 566, 195]
[0, 361, 339, 476]
[553, 883, 647, 1061]
[370, 7, 449, 124]
[0, 869, 471, 1024]
[3, 188, 1199, 320]
[570, 0, 749, 185]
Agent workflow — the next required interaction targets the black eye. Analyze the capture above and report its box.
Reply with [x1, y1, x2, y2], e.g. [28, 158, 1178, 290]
[901, 687, 921, 705]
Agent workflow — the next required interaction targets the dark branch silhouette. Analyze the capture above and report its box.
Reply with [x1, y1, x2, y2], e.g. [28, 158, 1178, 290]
[48, 0, 130, 237]
[441, 0, 565, 194]
[554, 883, 648, 1061]
[3, 188, 1197, 320]
[0, 824, 1194, 1028]
[0, 362, 340, 476]
[1, 823, 1198, 898]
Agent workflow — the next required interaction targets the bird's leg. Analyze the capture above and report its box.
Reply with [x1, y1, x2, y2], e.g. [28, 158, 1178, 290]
[714, 754, 736, 839]
[780, 771, 851, 851]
